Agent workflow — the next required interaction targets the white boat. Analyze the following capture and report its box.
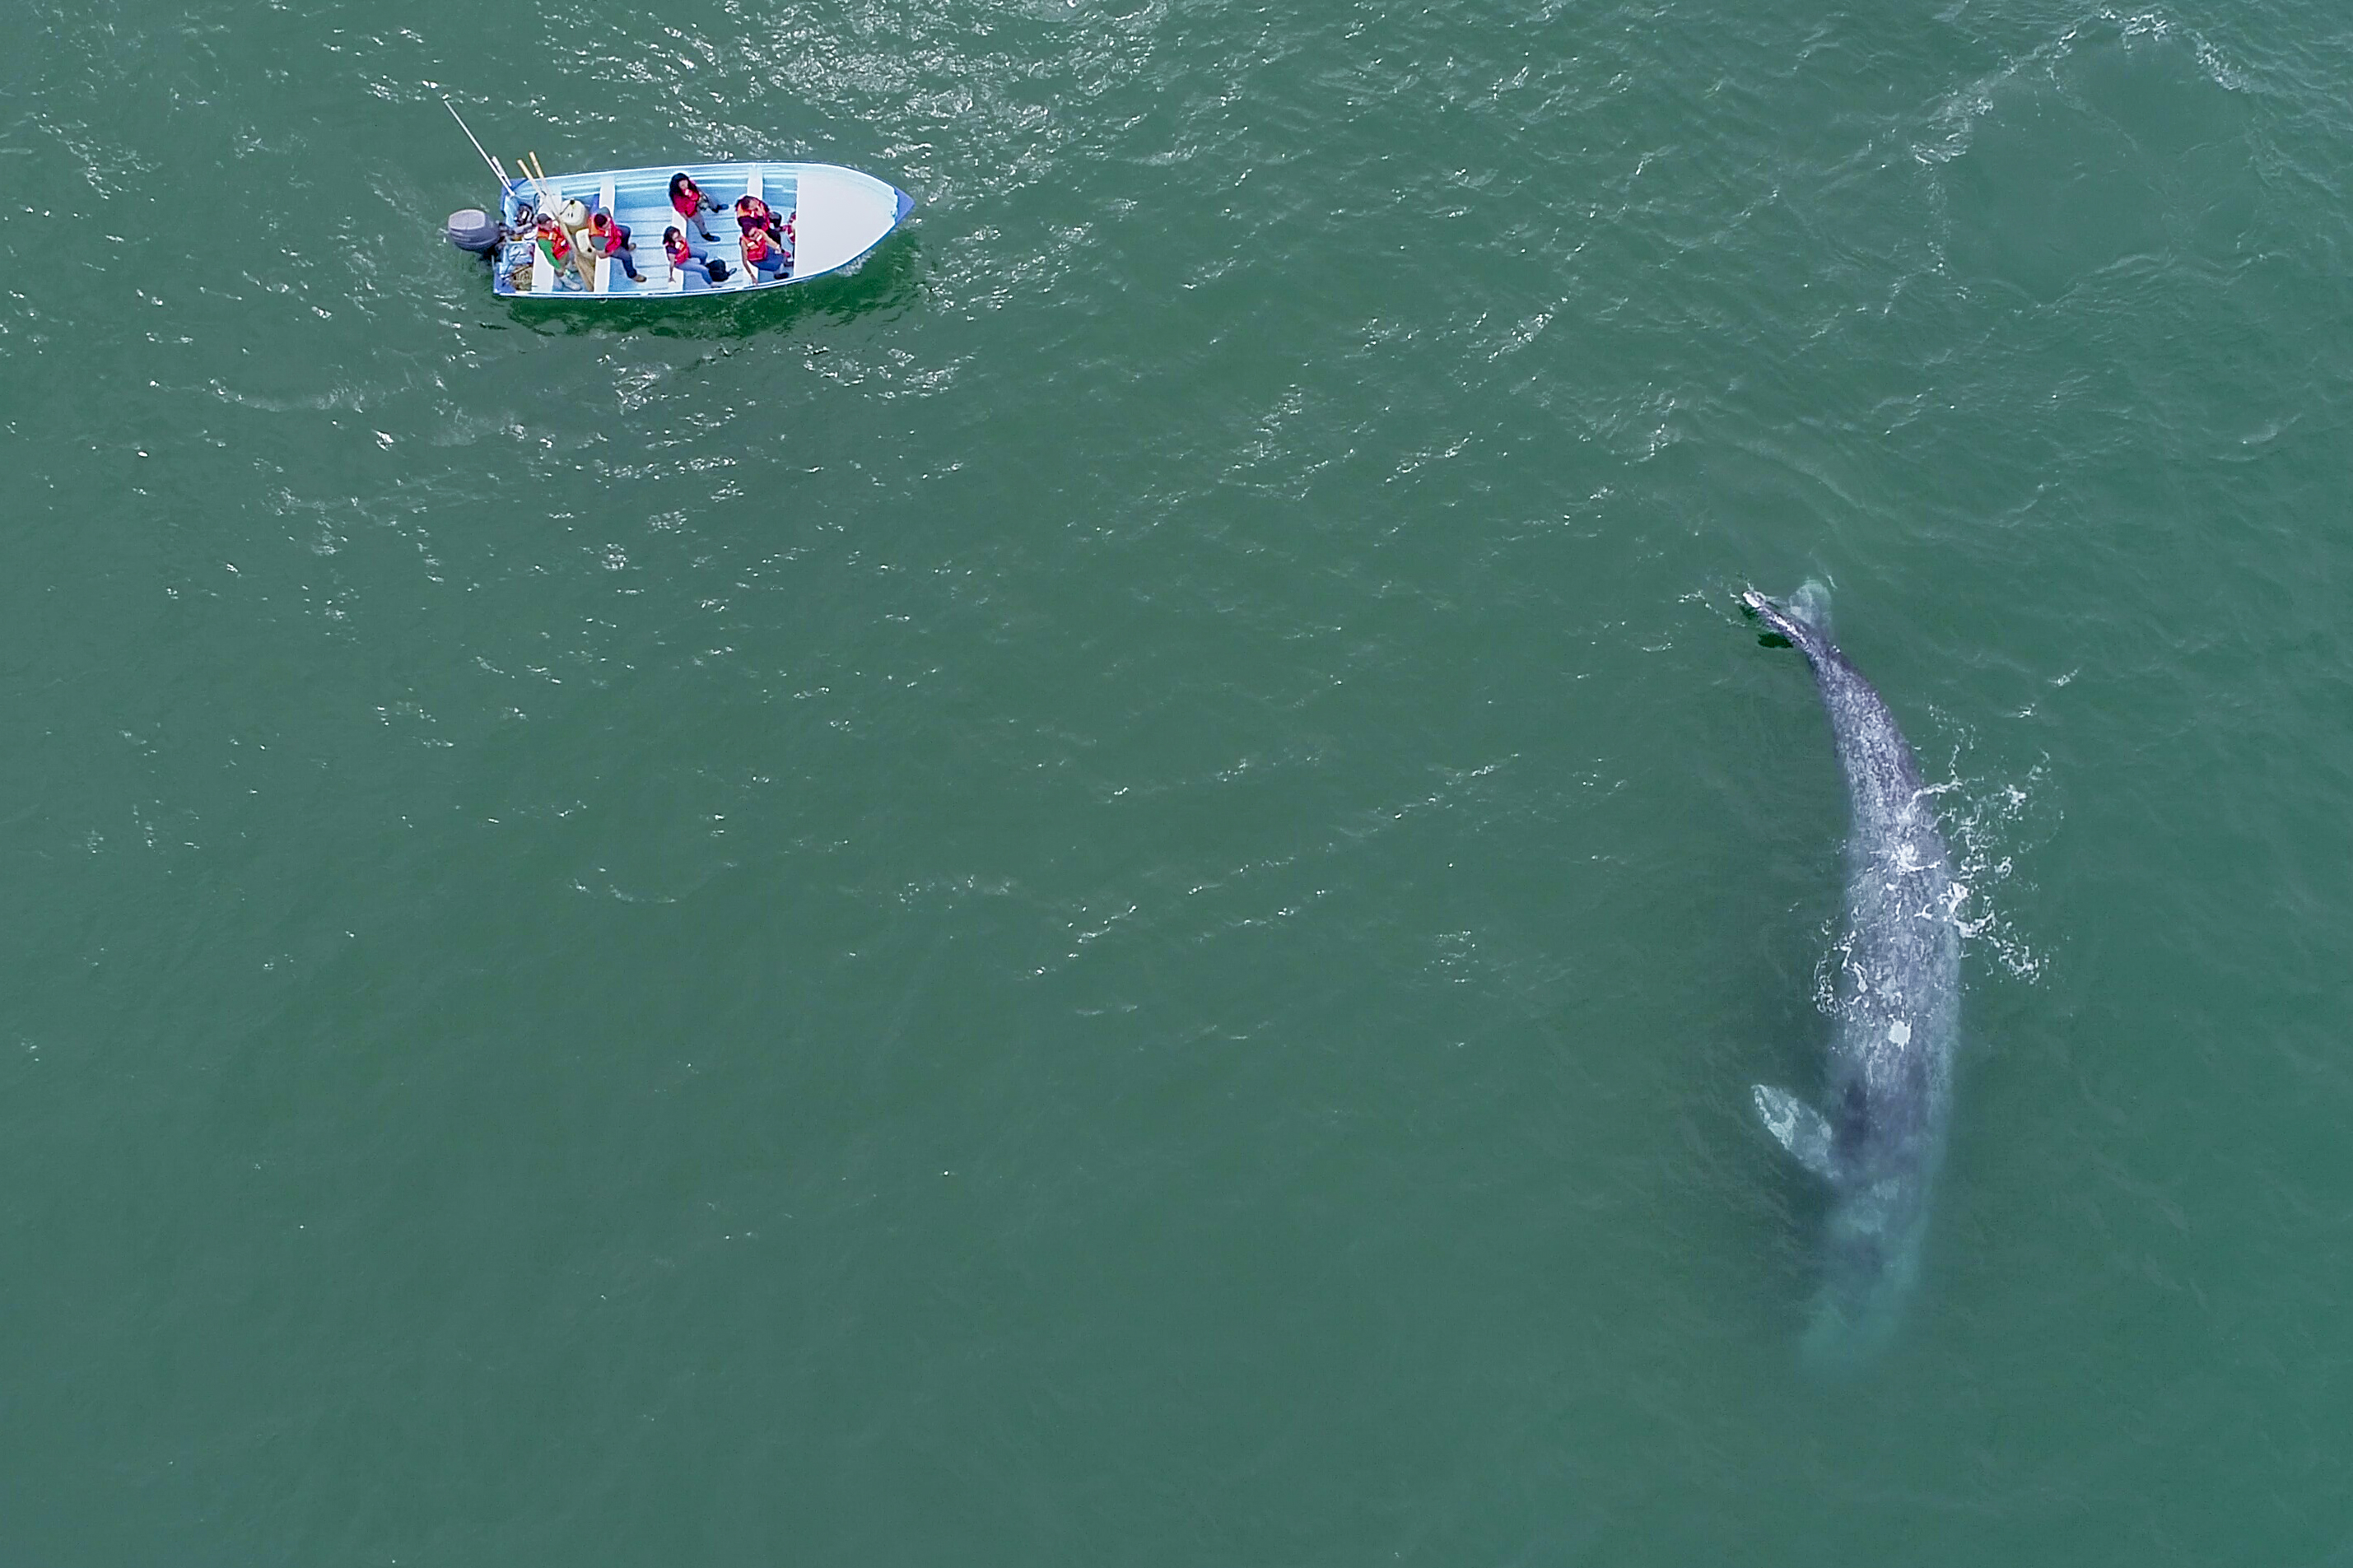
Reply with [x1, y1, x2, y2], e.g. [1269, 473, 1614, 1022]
[456, 160, 914, 300]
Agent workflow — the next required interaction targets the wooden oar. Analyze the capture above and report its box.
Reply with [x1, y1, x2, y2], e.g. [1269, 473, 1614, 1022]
[513, 152, 555, 212]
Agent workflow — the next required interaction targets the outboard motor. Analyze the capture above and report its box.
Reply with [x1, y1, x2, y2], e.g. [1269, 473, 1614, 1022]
[445, 207, 501, 254]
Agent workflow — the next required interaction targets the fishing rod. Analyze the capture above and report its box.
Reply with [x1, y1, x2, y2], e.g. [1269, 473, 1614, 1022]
[442, 95, 511, 191]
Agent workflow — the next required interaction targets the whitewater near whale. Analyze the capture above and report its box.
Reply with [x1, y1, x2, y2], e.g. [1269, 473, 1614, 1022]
[1741, 585, 1962, 1364]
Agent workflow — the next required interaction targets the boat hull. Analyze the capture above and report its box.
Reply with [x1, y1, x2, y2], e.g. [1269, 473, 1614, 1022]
[492, 161, 911, 300]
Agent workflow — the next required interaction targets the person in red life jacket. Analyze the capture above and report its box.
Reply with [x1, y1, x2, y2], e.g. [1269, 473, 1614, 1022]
[740, 216, 791, 280]
[534, 216, 591, 289]
[668, 173, 722, 248]
[586, 211, 644, 282]
[663, 226, 721, 287]
[734, 194, 785, 244]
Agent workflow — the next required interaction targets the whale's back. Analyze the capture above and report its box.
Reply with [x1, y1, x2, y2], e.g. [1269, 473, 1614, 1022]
[1742, 585, 1963, 1362]
[1744, 587, 1939, 869]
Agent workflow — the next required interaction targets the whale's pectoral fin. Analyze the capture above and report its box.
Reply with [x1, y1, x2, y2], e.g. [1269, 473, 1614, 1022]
[1752, 1084, 1836, 1179]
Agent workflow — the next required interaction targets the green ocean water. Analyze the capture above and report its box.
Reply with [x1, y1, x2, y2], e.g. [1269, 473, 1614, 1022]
[5, 0, 2352, 1559]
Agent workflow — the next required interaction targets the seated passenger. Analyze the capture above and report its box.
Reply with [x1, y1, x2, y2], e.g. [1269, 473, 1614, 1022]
[534, 216, 591, 290]
[668, 174, 723, 246]
[735, 195, 785, 243]
[587, 212, 644, 282]
[664, 226, 720, 286]
[740, 219, 791, 281]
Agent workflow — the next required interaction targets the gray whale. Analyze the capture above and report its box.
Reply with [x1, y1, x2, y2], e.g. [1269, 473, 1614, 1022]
[1742, 585, 1960, 1361]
